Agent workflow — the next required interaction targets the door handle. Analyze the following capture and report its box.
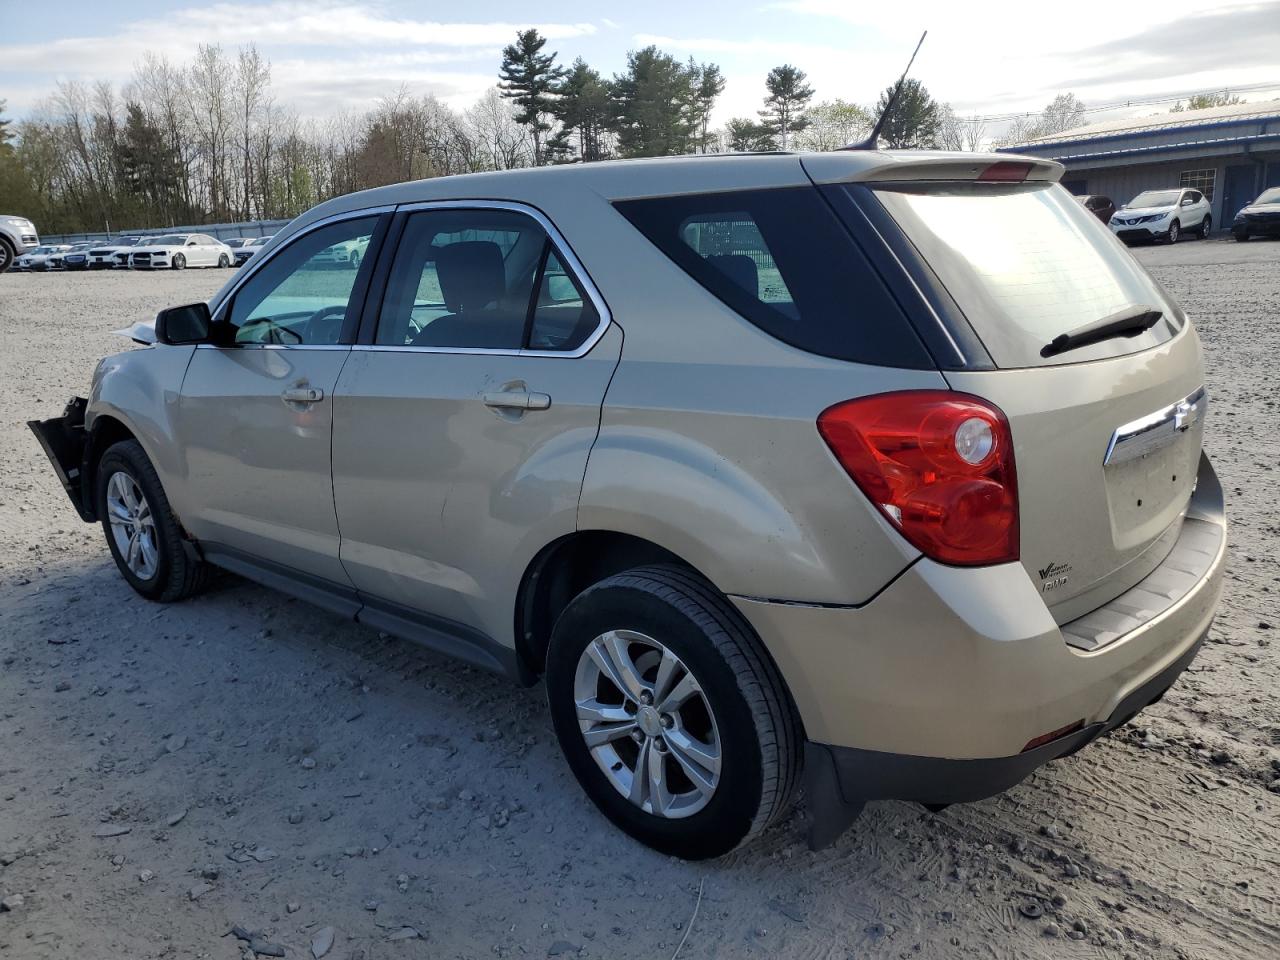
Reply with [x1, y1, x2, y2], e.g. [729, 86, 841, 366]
[281, 386, 324, 404]
[483, 391, 551, 411]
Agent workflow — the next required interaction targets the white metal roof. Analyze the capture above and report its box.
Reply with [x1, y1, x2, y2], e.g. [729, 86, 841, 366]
[1012, 98, 1280, 147]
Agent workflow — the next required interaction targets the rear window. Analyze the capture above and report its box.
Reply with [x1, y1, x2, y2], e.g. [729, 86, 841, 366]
[869, 181, 1180, 368]
[613, 187, 931, 368]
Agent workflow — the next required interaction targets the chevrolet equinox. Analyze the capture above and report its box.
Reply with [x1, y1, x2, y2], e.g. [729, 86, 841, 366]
[31, 152, 1227, 858]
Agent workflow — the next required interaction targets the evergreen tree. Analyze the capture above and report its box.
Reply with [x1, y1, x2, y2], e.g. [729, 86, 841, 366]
[726, 118, 777, 152]
[552, 58, 612, 162]
[759, 64, 814, 149]
[874, 78, 939, 149]
[0, 99, 12, 154]
[690, 61, 726, 152]
[498, 29, 566, 166]
[609, 46, 702, 158]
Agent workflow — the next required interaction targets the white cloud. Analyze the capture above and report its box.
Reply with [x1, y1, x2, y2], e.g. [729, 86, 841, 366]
[0, 1, 596, 113]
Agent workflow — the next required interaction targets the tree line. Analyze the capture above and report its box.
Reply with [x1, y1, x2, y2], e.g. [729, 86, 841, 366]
[0, 30, 1086, 235]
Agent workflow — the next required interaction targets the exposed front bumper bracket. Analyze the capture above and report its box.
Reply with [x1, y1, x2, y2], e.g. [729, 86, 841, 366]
[28, 397, 94, 522]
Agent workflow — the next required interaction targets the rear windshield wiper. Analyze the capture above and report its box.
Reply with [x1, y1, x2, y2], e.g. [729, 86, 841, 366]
[1040, 305, 1163, 358]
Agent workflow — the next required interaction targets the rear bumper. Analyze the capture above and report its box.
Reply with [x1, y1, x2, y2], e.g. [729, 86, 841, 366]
[732, 452, 1226, 844]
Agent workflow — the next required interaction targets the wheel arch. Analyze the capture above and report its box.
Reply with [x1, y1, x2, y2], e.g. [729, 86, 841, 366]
[514, 530, 686, 682]
[81, 413, 142, 520]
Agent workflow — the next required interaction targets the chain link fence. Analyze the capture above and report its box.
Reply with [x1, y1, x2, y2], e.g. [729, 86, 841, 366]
[41, 219, 291, 246]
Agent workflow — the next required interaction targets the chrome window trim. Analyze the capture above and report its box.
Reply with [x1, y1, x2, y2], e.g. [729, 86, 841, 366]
[195, 343, 350, 352]
[361, 198, 614, 360]
[208, 205, 396, 324]
[1103, 386, 1206, 466]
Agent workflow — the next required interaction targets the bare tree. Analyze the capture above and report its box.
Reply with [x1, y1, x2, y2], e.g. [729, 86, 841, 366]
[188, 44, 234, 217]
[464, 87, 532, 171]
[235, 45, 271, 220]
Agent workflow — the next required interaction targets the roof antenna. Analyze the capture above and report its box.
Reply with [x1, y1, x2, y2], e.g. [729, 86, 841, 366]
[840, 30, 927, 151]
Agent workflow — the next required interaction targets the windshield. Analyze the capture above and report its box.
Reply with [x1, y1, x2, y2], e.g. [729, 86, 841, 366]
[1129, 190, 1181, 208]
[151, 235, 187, 246]
[250, 236, 272, 246]
[113, 237, 142, 246]
[1254, 187, 1280, 205]
[872, 181, 1179, 368]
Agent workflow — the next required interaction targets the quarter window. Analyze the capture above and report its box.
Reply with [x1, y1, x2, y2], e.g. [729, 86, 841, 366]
[1179, 169, 1216, 201]
[614, 187, 929, 367]
[225, 216, 380, 346]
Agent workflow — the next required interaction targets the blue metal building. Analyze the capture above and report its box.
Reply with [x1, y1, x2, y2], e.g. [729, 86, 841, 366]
[1002, 100, 1280, 231]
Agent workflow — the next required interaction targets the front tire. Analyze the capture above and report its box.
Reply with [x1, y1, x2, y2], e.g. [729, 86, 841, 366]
[218, 252, 230, 268]
[96, 440, 209, 602]
[0, 240, 15, 273]
[349, 250, 362, 270]
[172, 253, 186, 270]
[546, 565, 801, 859]
[1234, 230, 1250, 242]
[1166, 219, 1180, 244]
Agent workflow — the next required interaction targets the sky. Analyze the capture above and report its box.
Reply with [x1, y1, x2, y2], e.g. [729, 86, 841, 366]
[2, 0, 1279, 137]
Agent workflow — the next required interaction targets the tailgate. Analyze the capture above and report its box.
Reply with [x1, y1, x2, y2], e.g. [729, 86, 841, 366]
[828, 170, 1208, 619]
[948, 328, 1205, 620]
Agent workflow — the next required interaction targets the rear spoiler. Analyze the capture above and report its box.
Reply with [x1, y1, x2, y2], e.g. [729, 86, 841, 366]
[801, 151, 1063, 185]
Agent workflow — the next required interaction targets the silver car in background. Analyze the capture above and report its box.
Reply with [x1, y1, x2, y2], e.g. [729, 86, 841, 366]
[30, 152, 1225, 858]
[1, 215, 39, 272]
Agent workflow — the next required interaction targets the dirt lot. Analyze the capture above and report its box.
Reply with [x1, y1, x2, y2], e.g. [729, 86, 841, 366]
[1, 241, 1278, 960]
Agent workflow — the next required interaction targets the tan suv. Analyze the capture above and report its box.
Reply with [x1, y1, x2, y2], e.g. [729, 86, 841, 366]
[30, 152, 1226, 858]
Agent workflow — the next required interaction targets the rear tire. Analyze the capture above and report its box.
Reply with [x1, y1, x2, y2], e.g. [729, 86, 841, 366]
[95, 440, 209, 603]
[546, 564, 801, 859]
[1198, 215, 1212, 239]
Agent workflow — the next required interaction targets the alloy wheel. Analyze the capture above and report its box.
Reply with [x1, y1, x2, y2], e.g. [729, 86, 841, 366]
[573, 629, 722, 818]
[105, 471, 159, 581]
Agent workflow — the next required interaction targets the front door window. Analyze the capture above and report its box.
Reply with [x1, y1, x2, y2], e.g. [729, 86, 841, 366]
[226, 217, 380, 346]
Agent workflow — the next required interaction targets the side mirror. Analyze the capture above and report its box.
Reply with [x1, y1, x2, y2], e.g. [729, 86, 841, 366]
[155, 302, 212, 345]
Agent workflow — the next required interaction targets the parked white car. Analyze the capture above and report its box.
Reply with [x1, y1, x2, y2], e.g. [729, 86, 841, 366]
[311, 235, 369, 267]
[1109, 188, 1212, 244]
[129, 233, 234, 270]
[12, 244, 72, 271]
[88, 236, 147, 270]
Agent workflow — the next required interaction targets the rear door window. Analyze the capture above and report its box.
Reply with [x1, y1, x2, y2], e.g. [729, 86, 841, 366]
[864, 181, 1181, 368]
[614, 187, 932, 368]
[374, 208, 602, 353]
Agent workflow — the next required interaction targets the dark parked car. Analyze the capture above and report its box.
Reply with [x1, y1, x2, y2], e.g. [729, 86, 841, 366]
[1077, 195, 1116, 223]
[233, 234, 274, 266]
[1231, 187, 1280, 241]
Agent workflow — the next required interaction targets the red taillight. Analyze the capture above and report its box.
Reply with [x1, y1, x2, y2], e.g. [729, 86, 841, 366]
[978, 161, 1032, 182]
[817, 391, 1019, 566]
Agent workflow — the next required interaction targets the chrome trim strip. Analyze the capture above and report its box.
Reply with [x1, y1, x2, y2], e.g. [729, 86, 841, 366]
[1103, 386, 1206, 466]
[207, 205, 397, 320]
[195, 343, 350, 351]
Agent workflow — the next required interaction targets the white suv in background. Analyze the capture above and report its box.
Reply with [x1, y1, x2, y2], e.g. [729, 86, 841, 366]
[1110, 188, 1212, 244]
[1, 215, 40, 272]
[129, 234, 234, 270]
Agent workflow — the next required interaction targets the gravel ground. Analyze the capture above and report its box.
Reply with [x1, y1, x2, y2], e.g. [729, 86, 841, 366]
[1, 240, 1278, 960]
